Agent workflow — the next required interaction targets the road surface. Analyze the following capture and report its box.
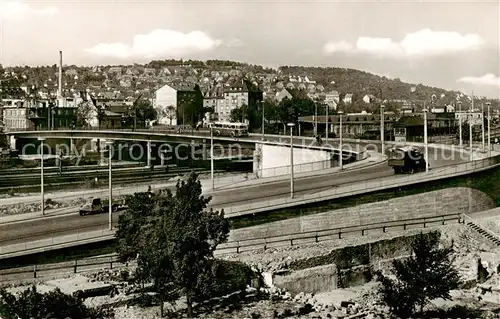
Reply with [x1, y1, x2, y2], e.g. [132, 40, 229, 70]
[0, 146, 467, 246]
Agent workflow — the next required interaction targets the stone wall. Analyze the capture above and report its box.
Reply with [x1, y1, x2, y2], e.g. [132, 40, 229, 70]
[271, 231, 441, 292]
[272, 264, 338, 294]
[229, 187, 494, 242]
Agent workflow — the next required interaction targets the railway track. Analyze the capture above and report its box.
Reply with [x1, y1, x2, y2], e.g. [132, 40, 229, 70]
[0, 167, 219, 192]
[0, 163, 142, 176]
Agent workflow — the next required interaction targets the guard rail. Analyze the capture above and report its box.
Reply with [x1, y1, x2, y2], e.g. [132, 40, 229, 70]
[0, 212, 462, 281]
[215, 153, 500, 216]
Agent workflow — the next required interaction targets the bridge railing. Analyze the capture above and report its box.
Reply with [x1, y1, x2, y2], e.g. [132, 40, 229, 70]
[0, 212, 462, 278]
[215, 154, 500, 217]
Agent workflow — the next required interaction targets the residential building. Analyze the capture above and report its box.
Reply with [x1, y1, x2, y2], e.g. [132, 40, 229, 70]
[323, 90, 340, 110]
[220, 79, 263, 123]
[154, 82, 203, 125]
[1, 97, 78, 131]
[343, 93, 353, 104]
[275, 88, 293, 103]
[203, 85, 225, 122]
[362, 94, 377, 104]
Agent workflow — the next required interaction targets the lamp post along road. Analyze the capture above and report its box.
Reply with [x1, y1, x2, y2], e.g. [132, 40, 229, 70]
[261, 101, 265, 141]
[38, 138, 45, 216]
[325, 104, 329, 143]
[287, 123, 295, 198]
[380, 105, 385, 155]
[106, 141, 113, 231]
[314, 104, 318, 136]
[210, 125, 214, 189]
[487, 102, 491, 156]
[339, 111, 343, 170]
[423, 107, 429, 173]
[470, 94, 473, 161]
[458, 101, 462, 148]
[482, 102, 485, 153]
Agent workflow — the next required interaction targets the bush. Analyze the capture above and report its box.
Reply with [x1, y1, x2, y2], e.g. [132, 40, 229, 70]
[193, 259, 257, 301]
[0, 285, 113, 319]
[298, 303, 314, 315]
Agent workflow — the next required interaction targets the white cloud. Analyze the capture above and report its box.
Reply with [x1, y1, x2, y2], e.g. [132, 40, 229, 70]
[0, 0, 58, 20]
[323, 28, 484, 57]
[323, 40, 353, 53]
[457, 74, 500, 87]
[85, 29, 227, 59]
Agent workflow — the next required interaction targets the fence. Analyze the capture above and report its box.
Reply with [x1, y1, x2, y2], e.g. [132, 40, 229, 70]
[0, 212, 462, 281]
[0, 254, 123, 283]
[0, 224, 115, 257]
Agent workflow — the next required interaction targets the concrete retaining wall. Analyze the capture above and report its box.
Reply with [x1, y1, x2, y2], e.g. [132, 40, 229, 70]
[270, 231, 440, 293]
[254, 143, 332, 178]
[272, 264, 338, 294]
[229, 187, 494, 242]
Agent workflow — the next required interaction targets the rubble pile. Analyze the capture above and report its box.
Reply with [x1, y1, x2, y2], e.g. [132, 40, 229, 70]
[0, 197, 88, 217]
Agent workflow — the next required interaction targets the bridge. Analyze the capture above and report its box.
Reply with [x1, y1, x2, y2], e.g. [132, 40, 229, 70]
[5, 129, 363, 175]
[1, 128, 498, 259]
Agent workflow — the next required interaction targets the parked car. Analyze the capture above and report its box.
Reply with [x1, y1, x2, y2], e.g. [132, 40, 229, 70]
[79, 197, 126, 216]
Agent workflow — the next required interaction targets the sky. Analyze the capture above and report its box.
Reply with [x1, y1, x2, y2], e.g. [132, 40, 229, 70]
[0, 0, 499, 98]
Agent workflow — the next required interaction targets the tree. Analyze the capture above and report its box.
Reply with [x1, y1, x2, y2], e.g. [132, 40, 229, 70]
[230, 104, 249, 123]
[116, 172, 230, 317]
[376, 233, 460, 318]
[164, 105, 176, 125]
[75, 100, 95, 128]
[0, 285, 112, 319]
[134, 99, 157, 128]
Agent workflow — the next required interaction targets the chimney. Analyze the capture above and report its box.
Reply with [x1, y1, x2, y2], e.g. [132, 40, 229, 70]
[58, 51, 63, 98]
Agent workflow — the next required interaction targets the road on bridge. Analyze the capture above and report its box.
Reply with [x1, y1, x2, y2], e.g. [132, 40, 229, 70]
[0, 145, 467, 247]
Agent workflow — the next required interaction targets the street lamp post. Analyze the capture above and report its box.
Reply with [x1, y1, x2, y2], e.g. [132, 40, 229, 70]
[487, 102, 491, 156]
[261, 101, 265, 141]
[423, 107, 429, 173]
[287, 123, 295, 198]
[314, 104, 318, 136]
[38, 138, 45, 216]
[470, 101, 473, 161]
[106, 141, 113, 231]
[380, 105, 385, 155]
[458, 101, 462, 148]
[325, 104, 329, 144]
[210, 125, 214, 189]
[482, 102, 485, 153]
[339, 111, 343, 170]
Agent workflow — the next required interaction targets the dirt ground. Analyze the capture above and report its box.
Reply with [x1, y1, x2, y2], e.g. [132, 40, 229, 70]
[4, 220, 500, 318]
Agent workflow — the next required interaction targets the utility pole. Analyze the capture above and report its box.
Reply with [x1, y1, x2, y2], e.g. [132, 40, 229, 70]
[487, 102, 491, 157]
[380, 104, 385, 154]
[287, 123, 295, 198]
[261, 101, 265, 141]
[314, 104, 318, 136]
[325, 104, 329, 143]
[458, 101, 462, 148]
[470, 91, 473, 160]
[482, 102, 485, 152]
[423, 106, 429, 173]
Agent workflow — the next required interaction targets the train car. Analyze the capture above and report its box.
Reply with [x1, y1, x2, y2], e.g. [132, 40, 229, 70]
[388, 146, 427, 174]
